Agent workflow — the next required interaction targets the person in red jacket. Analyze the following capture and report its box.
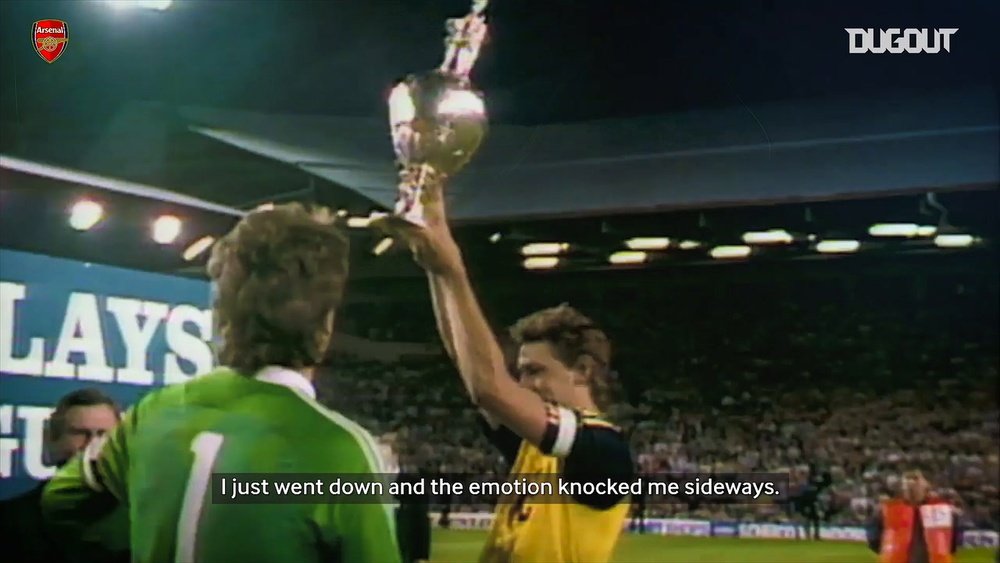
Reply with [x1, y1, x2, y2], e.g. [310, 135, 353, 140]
[867, 469, 962, 563]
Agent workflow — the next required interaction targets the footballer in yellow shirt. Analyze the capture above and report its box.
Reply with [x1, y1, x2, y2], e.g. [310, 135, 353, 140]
[393, 187, 635, 562]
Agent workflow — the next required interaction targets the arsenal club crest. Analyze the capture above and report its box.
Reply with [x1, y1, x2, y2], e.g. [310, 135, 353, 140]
[33, 19, 69, 63]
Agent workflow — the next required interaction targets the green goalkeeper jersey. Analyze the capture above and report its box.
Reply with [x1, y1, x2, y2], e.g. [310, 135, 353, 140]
[42, 367, 401, 563]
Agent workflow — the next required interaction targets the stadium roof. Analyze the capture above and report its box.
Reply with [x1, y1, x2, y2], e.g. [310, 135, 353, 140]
[180, 87, 998, 222]
[2, 151, 996, 282]
[0, 155, 245, 217]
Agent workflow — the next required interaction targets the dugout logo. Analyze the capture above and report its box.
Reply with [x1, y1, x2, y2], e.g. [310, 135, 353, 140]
[845, 28, 957, 54]
[33, 19, 69, 63]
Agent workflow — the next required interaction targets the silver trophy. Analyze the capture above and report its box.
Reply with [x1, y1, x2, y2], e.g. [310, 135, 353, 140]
[372, 0, 490, 235]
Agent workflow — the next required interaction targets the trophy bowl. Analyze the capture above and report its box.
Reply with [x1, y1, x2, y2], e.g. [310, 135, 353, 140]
[379, 70, 487, 229]
[389, 70, 488, 177]
[370, 0, 490, 246]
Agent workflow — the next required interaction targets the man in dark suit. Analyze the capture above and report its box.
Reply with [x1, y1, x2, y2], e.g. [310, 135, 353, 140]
[0, 388, 121, 562]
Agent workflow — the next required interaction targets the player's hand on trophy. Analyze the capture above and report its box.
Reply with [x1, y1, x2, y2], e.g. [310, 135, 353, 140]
[403, 191, 465, 278]
[310, 206, 337, 226]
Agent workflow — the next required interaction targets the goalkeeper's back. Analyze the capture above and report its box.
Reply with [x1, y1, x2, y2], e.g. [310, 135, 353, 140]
[45, 367, 400, 563]
[42, 204, 399, 562]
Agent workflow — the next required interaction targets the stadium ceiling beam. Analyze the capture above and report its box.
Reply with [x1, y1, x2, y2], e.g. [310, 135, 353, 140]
[0, 155, 246, 218]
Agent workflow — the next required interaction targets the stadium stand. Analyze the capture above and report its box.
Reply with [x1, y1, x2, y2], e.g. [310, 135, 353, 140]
[318, 254, 999, 531]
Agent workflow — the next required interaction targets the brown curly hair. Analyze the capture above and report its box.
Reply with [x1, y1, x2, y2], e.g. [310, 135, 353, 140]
[207, 203, 349, 375]
[509, 303, 614, 410]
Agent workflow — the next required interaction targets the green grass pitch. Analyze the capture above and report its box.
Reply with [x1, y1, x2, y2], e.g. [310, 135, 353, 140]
[430, 529, 997, 562]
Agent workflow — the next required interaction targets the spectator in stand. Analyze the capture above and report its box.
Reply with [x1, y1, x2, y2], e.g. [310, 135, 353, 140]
[867, 469, 962, 563]
[323, 267, 998, 531]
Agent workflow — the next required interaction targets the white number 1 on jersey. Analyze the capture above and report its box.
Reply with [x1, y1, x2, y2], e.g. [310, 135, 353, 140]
[176, 432, 224, 563]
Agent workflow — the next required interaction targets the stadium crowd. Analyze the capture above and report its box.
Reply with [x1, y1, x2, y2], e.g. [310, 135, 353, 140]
[320, 262, 999, 531]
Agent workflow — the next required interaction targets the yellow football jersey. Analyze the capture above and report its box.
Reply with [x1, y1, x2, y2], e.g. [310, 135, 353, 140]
[479, 405, 634, 563]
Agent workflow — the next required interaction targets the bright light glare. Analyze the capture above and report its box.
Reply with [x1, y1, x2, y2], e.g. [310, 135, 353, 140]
[934, 234, 975, 248]
[437, 89, 485, 116]
[373, 237, 394, 256]
[916, 225, 938, 237]
[816, 240, 860, 254]
[521, 242, 569, 256]
[679, 240, 701, 250]
[489, 232, 502, 243]
[347, 217, 372, 228]
[710, 245, 752, 259]
[183, 236, 215, 261]
[104, 0, 173, 10]
[625, 237, 670, 250]
[743, 229, 793, 245]
[523, 257, 559, 270]
[609, 251, 647, 265]
[152, 215, 182, 244]
[869, 223, 918, 237]
[69, 200, 103, 231]
[388, 84, 415, 125]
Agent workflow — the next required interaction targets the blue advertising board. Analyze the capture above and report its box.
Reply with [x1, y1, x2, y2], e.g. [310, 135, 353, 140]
[0, 249, 212, 499]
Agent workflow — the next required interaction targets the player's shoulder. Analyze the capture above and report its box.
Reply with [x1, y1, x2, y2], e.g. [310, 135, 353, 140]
[128, 368, 231, 417]
[565, 409, 633, 466]
[562, 410, 635, 510]
[576, 410, 623, 433]
[575, 410, 628, 446]
[142, 367, 237, 401]
[145, 368, 384, 469]
[297, 395, 373, 440]
[284, 390, 387, 470]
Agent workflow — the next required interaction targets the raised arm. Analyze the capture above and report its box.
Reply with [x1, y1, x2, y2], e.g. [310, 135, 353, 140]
[436, 251, 552, 445]
[401, 203, 553, 448]
[428, 274, 457, 362]
[428, 272, 504, 430]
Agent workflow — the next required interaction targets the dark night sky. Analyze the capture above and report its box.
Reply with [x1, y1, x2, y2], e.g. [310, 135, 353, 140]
[0, 1, 996, 277]
[1, 0, 996, 140]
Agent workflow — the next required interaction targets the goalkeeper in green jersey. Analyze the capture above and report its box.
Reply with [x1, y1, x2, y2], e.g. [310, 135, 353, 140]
[42, 204, 401, 563]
